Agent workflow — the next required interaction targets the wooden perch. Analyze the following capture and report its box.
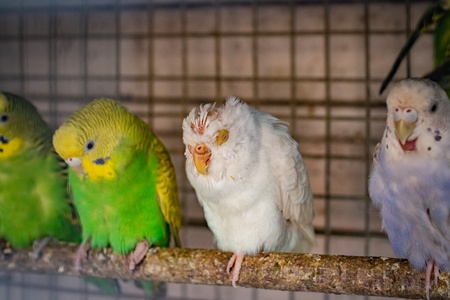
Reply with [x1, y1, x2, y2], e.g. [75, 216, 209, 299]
[0, 241, 449, 299]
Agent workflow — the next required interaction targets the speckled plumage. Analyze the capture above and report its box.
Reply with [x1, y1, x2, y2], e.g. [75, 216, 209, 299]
[183, 97, 315, 286]
[0, 92, 80, 248]
[369, 78, 450, 298]
[52, 99, 182, 260]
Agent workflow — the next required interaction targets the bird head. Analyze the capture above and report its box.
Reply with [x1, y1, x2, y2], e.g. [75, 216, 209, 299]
[53, 99, 125, 180]
[182, 102, 221, 176]
[0, 92, 51, 160]
[386, 78, 450, 152]
[182, 97, 253, 177]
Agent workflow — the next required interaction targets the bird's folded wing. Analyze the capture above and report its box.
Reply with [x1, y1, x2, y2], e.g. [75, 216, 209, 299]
[271, 126, 315, 246]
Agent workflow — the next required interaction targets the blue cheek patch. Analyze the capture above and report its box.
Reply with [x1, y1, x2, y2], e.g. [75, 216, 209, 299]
[93, 157, 110, 165]
[393, 111, 400, 121]
[0, 136, 9, 144]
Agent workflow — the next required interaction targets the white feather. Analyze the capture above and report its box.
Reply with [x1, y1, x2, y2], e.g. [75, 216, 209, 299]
[182, 97, 315, 256]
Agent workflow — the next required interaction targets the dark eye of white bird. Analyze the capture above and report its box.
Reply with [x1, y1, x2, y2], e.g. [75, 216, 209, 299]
[431, 103, 438, 113]
[0, 113, 9, 123]
[85, 140, 95, 152]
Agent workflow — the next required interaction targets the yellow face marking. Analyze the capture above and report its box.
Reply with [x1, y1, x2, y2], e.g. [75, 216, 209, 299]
[81, 158, 116, 181]
[216, 129, 229, 146]
[0, 137, 23, 159]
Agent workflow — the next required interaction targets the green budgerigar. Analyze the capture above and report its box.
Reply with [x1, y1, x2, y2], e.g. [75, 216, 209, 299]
[52, 98, 182, 271]
[0, 92, 121, 296]
[379, 0, 450, 94]
[0, 92, 80, 250]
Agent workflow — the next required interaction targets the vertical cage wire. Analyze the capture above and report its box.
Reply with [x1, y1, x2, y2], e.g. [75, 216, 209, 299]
[323, 0, 331, 258]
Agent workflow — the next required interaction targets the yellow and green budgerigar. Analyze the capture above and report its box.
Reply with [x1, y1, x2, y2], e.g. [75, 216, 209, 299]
[52, 98, 182, 271]
[0, 92, 121, 296]
[0, 92, 80, 250]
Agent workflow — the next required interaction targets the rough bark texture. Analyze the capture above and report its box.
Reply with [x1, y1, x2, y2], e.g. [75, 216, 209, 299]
[0, 241, 449, 299]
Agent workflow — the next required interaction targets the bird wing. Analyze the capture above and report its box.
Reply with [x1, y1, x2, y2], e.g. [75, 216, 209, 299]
[53, 149, 82, 233]
[372, 141, 381, 167]
[268, 120, 315, 246]
[150, 136, 183, 248]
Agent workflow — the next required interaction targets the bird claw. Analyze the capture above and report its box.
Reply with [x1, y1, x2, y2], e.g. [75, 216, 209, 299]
[1, 242, 13, 258]
[129, 240, 149, 271]
[226, 253, 244, 287]
[434, 265, 440, 286]
[226, 254, 237, 275]
[75, 240, 91, 272]
[425, 259, 440, 300]
[31, 237, 53, 260]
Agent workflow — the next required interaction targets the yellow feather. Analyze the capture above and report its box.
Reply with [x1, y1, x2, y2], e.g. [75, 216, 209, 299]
[0, 137, 23, 159]
[81, 158, 116, 181]
[0, 93, 8, 110]
[53, 98, 183, 246]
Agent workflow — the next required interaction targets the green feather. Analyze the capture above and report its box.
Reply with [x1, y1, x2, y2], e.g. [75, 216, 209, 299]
[53, 99, 181, 298]
[0, 92, 80, 248]
[68, 150, 171, 253]
[380, 0, 450, 94]
[54, 99, 181, 253]
[0, 151, 80, 247]
[434, 9, 450, 66]
[83, 276, 121, 296]
[0, 92, 120, 297]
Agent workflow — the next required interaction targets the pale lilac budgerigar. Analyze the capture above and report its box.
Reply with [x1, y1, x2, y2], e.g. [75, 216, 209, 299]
[182, 97, 315, 287]
[369, 78, 450, 299]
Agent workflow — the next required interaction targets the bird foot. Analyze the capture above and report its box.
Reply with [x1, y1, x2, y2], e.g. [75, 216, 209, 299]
[425, 259, 440, 300]
[1, 242, 13, 258]
[129, 240, 149, 271]
[31, 236, 54, 260]
[226, 253, 244, 287]
[75, 239, 91, 272]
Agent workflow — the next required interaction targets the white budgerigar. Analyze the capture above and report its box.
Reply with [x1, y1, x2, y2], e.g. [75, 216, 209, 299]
[182, 97, 315, 287]
[369, 78, 450, 299]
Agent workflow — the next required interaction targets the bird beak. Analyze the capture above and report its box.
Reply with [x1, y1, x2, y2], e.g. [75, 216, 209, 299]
[393, 107, 418, 145]
[65, 157, 87, 177]
[189, 144, 211, 175]
[394, 119, 416, 144]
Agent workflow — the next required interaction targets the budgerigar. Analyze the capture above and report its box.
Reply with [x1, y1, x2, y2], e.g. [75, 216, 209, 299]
[0, 92, 121, 296]
[52, 98, 182, 272]
[182, 97, 315, 287]
[369, 78, 450, 299]
[379, 0, 450, 95]
[0, 92, 80, 250]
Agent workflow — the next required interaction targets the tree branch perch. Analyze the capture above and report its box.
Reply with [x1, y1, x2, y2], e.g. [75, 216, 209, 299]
[0, 241, 448, 299]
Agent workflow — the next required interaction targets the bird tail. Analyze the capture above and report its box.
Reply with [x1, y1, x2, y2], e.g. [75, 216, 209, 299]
[134, 280, 167, 297]
[84, 276, 121, 296]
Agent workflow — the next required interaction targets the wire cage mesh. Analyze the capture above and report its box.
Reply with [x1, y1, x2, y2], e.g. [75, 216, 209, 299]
[0, 0, 436, 299]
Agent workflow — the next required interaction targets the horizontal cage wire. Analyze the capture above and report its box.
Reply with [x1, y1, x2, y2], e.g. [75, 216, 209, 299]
[0, 0, 438, 299]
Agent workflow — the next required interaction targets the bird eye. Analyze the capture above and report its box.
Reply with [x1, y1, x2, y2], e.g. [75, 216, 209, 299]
[431, 103, 438, 113]
[0, 113, 9, 123]
[216, 129, 229, 146]
[84, 140, 95, 152]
